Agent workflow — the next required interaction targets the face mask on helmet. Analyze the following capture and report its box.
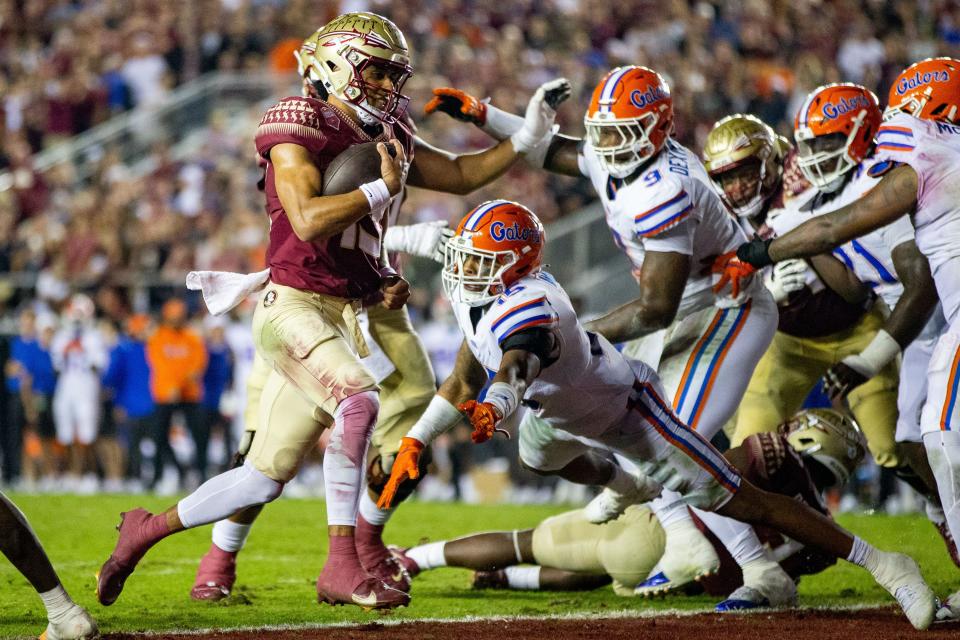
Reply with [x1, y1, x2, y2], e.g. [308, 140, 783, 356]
[296, 13, 413, 126]
[712, 159, 769, 218]
[584, 66, 673, 179]
[704, 114, 784, 218]
[794, 84, 880, 194]
[780, 409, 866, 487]
[442, 201, 545, 307]
[884, 57, 960, 124]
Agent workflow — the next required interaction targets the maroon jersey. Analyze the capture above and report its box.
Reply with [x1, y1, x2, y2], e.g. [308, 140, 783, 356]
[696, 433, 836, 596]
[255, 96, 414, 299]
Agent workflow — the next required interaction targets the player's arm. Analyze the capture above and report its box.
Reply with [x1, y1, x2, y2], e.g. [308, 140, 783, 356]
[542, 135, 586, 177]
[822, 240, 938, 400]
[378, 340, 487, 509]
[738, 165, 918, 267]
[272, 140, 404, 242]
[584, 251, 689, 343]
[806, 254, 872, 305]
[406, 137, 520, 195]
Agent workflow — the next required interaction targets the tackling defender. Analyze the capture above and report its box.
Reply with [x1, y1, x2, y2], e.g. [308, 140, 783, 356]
[378, 198, 937, 630]
[428, 68, 795, 610]
[96, 12, 568, 611]
[730, 57, 960, 614]
[393, 409, 864, 600]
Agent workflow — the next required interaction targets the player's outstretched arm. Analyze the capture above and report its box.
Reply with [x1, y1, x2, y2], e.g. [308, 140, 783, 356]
[738, 165, 918, 267]
[272, 140, 405, 242]
[823, 240, 938, 400]
[584, 250, 689, 344]
[461, 347, 543, 444]
[408, 79, 572, 194]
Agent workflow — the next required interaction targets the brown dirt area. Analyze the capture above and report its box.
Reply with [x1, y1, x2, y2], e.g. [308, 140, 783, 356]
[102, 608, 959, 640]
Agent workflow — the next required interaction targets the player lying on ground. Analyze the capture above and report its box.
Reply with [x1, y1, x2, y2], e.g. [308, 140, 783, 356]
[393, 410, 864, 599]
[728, 57, 960, 617]
[0, 491, 97, 640]
[378, 199, 938, 630]
[96, 11, 570, 612]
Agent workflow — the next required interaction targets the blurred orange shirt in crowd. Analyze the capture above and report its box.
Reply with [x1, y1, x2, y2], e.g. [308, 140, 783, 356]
[146, 326, 207, 404]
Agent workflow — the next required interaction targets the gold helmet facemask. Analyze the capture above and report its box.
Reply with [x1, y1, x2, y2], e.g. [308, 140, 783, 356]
[295, 12, 412, 126]
[781, 408, 866, 487]
[703, 114, 787, 219]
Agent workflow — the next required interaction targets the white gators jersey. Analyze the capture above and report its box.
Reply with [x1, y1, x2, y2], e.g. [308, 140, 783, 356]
[451, 271, 636, 436]
[579, 138, 751, 314]
[874, 113, 960, 323]
[769, 160, 915, 311]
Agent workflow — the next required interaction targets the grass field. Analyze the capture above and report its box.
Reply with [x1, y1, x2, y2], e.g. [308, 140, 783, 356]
[0, 494, 956, 639]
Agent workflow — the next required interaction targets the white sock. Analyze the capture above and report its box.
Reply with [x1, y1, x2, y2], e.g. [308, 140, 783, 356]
[693, 507, 767, 566]
[211, 519, 252, 553]
[406, 541, 447, 570]
[846, 535, 881, 573]
[504, 565, 541, 590]
[324, 391, 378, 526]
[359, 490, 393, 526]
[39, 585, 74, 623]
[650, 490, 691, 529]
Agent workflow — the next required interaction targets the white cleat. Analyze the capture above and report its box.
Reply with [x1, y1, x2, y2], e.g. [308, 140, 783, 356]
[715, 558, 797, 611]
[635, 520, 720, 596]
[40, 603, 99, 640]
[870, 552, 937, 631]
[935, 590, 960, 622]
[584, 476, 660, 525]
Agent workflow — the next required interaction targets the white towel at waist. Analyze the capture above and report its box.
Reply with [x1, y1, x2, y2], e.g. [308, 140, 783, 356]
[186, 269, 270, 316]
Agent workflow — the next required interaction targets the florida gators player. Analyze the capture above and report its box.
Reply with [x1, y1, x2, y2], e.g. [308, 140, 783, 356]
[378, 199, 938, 630]
[96, 12, 568, 612]
[732, 57, 960, 615]
[393, 409, 864, 600]
[427, 67, 795, 608]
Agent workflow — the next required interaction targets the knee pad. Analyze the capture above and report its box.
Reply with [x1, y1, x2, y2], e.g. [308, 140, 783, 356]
[243, 463, 284, 504]
[366, 448, 432, 505]
[336, 390, 380, 440]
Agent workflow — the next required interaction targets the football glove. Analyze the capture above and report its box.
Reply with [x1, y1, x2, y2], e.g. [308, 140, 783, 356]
[458, 399, 510, 444]
[822, 362, 869, 401]
[765, 259, 807, 303]
[424, 87, 487, 125]
[710, 251, 756, 299]
[377, 437, 425, 510]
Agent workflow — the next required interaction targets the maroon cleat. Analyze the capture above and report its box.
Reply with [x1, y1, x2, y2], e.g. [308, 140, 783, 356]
[472, 569, 509, 590]
[315, 565, 410, 610]
[356, 515, 411, 592]
[96, 508, 170, 606]
[190, 543, 238, 601]
[934, 520, 960, 568]
[388, 545, 421, 578]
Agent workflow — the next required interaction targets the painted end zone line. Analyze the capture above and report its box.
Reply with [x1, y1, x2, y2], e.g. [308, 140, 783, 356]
[121, 603, 899, 637]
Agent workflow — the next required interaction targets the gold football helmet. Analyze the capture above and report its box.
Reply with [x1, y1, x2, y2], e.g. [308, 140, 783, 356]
[782, 408, 866, 486]
[295, 12, 412, 125]
[703, 114, 787, 218]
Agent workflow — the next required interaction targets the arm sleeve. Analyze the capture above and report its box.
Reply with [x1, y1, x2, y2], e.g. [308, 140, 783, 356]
[499, 327, 559, 368]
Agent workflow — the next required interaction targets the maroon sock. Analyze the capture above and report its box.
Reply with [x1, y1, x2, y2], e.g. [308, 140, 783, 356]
[356, 515, 389, 565]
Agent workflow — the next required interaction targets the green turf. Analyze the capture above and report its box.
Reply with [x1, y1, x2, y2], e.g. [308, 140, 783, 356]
[0, 494, 955, 639]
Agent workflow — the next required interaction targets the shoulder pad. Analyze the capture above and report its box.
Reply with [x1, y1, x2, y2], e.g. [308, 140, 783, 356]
[255, 97, 330, 156]
[631, 175, 693, 238]
[489, 286, 558, 346]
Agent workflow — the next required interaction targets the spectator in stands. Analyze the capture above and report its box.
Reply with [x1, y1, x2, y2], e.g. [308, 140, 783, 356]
[146, 299, 207, 488]
[201, 316, 233, 475]
[102, 314, 155, 489]
[17, 314, 59, 489]
[3, 309, 39, 485]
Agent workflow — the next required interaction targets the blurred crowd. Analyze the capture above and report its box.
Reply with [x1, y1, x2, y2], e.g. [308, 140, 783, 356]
[1, 0, 957, 505]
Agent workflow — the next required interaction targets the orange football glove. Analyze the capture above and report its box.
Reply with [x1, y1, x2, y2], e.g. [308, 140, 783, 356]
[458, 399, 508, 443]
[710, 251, 756, 299]
[377, 437, 424, 510]
[424, 87, 487, 125]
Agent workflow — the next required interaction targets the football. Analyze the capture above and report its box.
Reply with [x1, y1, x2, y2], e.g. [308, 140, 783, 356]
[322, 141, 394, 195]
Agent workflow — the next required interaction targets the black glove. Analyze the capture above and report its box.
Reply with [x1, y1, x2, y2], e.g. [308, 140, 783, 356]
[736, 238, 775, 268]
[822, 362, 869, 401]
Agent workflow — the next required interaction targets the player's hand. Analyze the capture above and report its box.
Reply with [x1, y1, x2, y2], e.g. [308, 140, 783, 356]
[736, 238, 774, 268]
[377, 437, 424, 509]
[424, 87, 487, 125]
[511, 78, 572, 154]
[822, 360, 870, 401]
[378, 140, 406, 196]
[380, 275, 410, 310]
[458, 399, 511, 443]
[709, 251, 756, 298]
[765, 258, 807, 303]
